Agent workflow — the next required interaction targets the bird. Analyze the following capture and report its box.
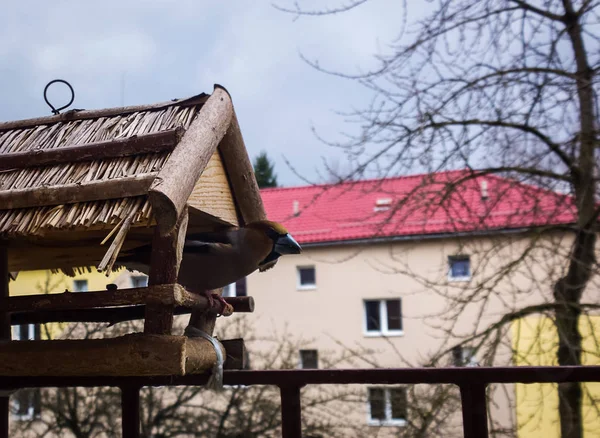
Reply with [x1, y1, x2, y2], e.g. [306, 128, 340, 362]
[118, 220, 302, 312]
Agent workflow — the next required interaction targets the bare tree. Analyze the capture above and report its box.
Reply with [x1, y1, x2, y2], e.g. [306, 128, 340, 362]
[10, 316, 376, 438]
[276, 1, 599, 437]
[10, 313, 470, 437]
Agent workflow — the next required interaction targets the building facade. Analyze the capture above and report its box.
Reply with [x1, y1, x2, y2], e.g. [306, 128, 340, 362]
[9, 170, 600, 436]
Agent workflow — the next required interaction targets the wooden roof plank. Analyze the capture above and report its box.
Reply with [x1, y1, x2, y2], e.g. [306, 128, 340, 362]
[0, 128, 183, 171]
[0, 174, 155, 210]
[148, 85, 234, 235]
[219, 111, 266, 225]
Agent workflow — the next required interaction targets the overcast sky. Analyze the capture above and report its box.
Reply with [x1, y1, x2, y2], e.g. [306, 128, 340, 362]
[0, 1, 406, 186]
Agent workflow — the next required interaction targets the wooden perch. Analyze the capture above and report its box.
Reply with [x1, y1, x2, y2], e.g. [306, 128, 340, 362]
[0, 174, 156, 210]
[0, 334, 225, 377]
[219, 111, 266, 225]
[0, 129, 183, 171]
[149, 86, 234, 235]
[1, 284, 253, 314]
[10, 296, 255, 326]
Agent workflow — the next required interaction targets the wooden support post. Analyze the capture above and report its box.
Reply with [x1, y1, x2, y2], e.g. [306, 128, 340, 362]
[144, 208, 189, 335]
[121, 386, 140, 438]
[187, 288, 223, 336]
[0, 242, 10, 438]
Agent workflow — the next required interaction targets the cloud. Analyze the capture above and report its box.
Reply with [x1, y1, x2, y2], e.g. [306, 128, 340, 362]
[0, 1, 405, 186]
[34, 32, 157, 75]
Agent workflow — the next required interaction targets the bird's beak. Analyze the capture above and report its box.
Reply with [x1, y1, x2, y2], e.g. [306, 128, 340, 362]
[275, 233, 302, 255]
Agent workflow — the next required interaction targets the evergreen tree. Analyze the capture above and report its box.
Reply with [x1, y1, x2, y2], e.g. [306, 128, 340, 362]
[253, 151, 278, 188]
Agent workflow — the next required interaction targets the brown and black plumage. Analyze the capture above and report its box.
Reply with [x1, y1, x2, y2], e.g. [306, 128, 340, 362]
[118, 220, 302, 292]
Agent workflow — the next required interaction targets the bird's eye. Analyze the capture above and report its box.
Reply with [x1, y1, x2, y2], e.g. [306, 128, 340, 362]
[265, 228, 279, 240]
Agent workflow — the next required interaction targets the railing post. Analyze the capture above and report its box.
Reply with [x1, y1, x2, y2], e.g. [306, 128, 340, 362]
[280, 385, 302, 438]
[121, 385, 141, 438]
[460, 383, 488, 438]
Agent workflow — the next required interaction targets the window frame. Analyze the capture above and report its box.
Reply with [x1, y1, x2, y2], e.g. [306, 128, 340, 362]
[448, 255, 471, 282]
[363, 299, 403, 337]
[13, 324, 38, 341]
[222, 282, 237, 298]
[73, 279, 89, 292]
[130, 275, 148, 288]
[452, 346, 478, 367]
[296, 266, 316, 291]
[367, 386, 407, 427]
[299, 349, 319, 369]
[11, 389, 41, 421]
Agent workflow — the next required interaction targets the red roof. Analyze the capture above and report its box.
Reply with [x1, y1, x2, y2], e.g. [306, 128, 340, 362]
[260, 170, 576, 245]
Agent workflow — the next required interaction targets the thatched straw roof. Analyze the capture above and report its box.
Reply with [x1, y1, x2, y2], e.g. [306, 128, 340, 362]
[0, 86, 266, 274]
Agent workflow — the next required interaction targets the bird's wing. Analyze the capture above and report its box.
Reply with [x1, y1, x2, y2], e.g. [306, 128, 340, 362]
[258, 251, 279, 272]
[184, 229, 237, 255]
[183, 240, 235, 255]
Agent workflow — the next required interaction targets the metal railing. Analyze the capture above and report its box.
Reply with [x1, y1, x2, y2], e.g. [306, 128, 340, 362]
[2, 365, 599, 438]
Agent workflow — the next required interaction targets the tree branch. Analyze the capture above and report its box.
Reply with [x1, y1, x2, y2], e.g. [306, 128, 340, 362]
[509, 0, 565, 20]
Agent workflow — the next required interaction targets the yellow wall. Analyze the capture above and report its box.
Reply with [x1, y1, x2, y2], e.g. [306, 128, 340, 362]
[9, 269, 122, 340]
[512, 316, 600, 438]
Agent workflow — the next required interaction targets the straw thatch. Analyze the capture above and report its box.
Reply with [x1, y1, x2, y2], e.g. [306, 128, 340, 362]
[0, 104, 200, 238]
[0, 88, 265, 276]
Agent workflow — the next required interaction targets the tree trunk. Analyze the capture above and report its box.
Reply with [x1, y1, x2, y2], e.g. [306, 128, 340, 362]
[554, 2, 597, 437]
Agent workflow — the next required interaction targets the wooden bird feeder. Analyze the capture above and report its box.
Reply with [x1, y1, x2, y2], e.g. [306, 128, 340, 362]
[0, 85, 264, 377]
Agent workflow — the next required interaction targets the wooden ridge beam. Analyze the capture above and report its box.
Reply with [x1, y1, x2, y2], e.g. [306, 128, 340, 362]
[0, 173, 155, 210]
[0, 128, 183, 171]
[149, 85, 234, 235]
[9, 296, 255, 325]
[0, 93, 209, 132]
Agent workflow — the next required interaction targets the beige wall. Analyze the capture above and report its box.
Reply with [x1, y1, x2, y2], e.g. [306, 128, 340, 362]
[244, 232, 567, 365]
[238, 230, 582, 434]
[11, 229, 590, 436]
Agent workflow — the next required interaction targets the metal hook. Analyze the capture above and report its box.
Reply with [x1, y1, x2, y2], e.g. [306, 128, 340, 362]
[43, 79, 75, 115]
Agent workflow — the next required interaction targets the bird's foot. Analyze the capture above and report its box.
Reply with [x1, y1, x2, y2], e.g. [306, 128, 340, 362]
[201, 291, 234, 317]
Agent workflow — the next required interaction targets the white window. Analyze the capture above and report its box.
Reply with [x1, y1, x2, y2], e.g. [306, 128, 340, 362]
[13, 324, 39, 341]
[363, 299, 403, 336]
[452, 346, 478, 367]
[448, 256, 471, 281]
[297, 266, 316, 290]
[222, 278, 247, 297]
[12, 389, 41, 420]
[368, 387, 407, 426]
[299, 350, 318, 369]
[131, 275, 148, 288]
[73, 279, 88, 292]
[222, 282, 236, 298]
